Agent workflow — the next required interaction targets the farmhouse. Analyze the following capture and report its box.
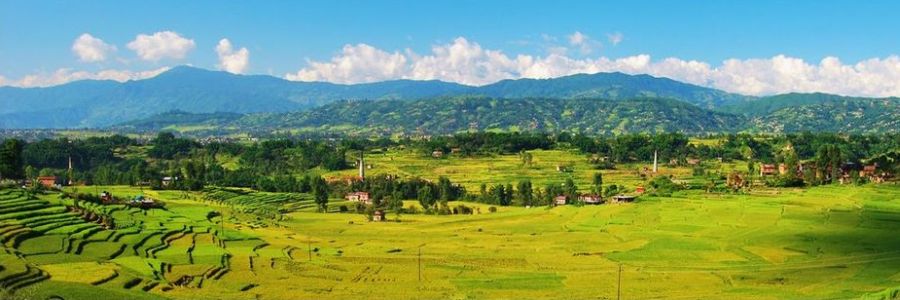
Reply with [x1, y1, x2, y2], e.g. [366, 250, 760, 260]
[432, 150, 444, 158]
[610, 195, 637, 204]
[760, 164, 777, 176]
[861, 164, 877, 177]
[37, 176, 59, 188]
[554, 195, 567, 205]
[578, 194, 602, 204]
[161, 176, 174, 187]
[346, 192, 372, 205]
[100, 191, 114, 204]
[635, 186, 646, 194]
[686, 158, 701, 165]
[372, 210, 385, 222]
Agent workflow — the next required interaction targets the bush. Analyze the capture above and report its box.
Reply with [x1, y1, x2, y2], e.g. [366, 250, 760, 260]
[488, 206, 498, 213]
[767, 176, 805, 187]
[649, 176, 683, 195]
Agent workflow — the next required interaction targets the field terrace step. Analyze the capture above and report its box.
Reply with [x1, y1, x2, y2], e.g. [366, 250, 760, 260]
[0, 264, 48, 291]
[0, 200, 48, 210]
[0, 203, 50, 215]
[0, 207, 68, 221]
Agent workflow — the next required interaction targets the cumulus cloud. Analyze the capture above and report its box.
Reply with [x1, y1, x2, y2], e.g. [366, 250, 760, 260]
[0, 67, 170, 88]
[215, 39, 250, 74]
[567, 31, 598, 55]
[285, 43, 408, 83]
[127, 31, 195, 61]
[71, 33, 117, 62]
[607, 32, 624, 46]
[285, 37, 900, 97]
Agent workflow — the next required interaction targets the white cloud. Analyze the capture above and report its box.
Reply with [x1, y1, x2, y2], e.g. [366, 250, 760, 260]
[607, 32, 624, 46]
[127, 31, 195, 61]
[1, 67, 170, 88]
[71, 33, 117, 62]
[215, 38, 250, 74]
[285, 43, 408, 83]
[566, 31, 598, 55]
[568, 31, 587, 46]
[285, 37, 900, 97]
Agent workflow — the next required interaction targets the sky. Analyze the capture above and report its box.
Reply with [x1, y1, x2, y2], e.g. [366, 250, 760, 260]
[1, 0, 898, 96]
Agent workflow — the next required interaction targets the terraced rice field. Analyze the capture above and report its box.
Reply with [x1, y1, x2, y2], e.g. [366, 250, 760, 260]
[0, 184, 899, 299]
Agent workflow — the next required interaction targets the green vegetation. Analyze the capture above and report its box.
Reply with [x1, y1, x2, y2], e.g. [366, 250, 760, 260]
[0, 182, 897, 299]
[0, 130, 897, 299]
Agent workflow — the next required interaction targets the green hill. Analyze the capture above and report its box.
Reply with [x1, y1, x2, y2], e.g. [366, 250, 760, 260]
[235, 97, 746, 135]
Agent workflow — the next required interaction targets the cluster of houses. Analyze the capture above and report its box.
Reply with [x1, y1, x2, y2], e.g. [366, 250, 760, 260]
[759, 162, 890, 183]
[553, 193, 637, 206]
[346, 188, 639, 220]
[431, 148, 462, 158]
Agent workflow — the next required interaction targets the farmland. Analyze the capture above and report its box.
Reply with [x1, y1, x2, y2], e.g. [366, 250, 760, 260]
[1, 180, 899, 299]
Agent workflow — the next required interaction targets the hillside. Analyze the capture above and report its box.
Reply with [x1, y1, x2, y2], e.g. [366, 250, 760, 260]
[3, 66, 897, 133]
[235, 97, 746, 135]
[0, 66, 469, 128]
[744, 98, 900, 134]
[113, 110, 244, 131]
[475, 72, 752, 108]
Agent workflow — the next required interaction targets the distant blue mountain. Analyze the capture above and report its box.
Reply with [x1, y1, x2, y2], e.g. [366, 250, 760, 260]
[4, 65, 867, 130]
[0, 66, 469, 128]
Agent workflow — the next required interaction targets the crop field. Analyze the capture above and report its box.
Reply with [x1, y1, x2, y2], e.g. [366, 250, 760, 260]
[323, 149, 711, 191]
[0, 182, 898, 299]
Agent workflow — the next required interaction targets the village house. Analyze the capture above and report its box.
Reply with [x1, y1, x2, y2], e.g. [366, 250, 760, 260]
[554, 195, 567, 206]
[861, 164, 877, 177]
[100, 191, 114, 204]
[37, 176, 59, 188]
[610, 195, 637, 204]
[161, 176, 174, 187]
[760, 164, 777, 176]
[372, 210, 385, 222]
[635, 186, 646, 194]
[450, 148, 462, 154]
[345, 192, 372, 205]
[686, 158, 701, 165]
[432, 150, 444, 158]
[578, 194, 602, 205]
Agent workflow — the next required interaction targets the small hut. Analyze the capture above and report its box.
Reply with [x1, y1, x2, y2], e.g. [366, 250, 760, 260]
[372, 210, 385, 222]
[554, 195, 567, 206]
[610, 195, 637, 204]
[578, 194, 602, 205]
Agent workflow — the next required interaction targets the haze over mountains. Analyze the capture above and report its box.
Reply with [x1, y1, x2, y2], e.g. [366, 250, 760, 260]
[0, 66, 897, 134]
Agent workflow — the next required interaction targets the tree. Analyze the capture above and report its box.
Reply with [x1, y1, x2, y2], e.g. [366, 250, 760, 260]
[417, 185, 435, 210]
[564, 178, 577, 198]
[517, 180, 533, 206]
[0, 139, 24, 179]
[479, 183, 488, 203]
[521, 151, 533, 166]
[388, 191, 404, 219]
[592, 172, 603, 194]
[311, 176, 329, 212]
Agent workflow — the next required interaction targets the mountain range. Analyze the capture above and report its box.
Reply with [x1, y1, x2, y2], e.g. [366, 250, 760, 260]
[1, 66, 897, 134]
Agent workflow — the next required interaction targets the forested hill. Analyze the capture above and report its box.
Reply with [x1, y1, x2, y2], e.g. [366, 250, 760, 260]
[234, 97, 746, 135]
[474, 72, 752, 109]
[121, 95, 900, 135]
[0, 66, 749, 128]
[2, 66, 897, 132]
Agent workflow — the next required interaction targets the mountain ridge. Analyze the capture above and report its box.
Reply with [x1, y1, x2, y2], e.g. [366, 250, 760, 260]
[1, 66, 897, 132]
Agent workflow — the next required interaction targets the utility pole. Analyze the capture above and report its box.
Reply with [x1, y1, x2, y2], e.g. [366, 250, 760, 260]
[617, 263, 622, 300]
[418, 246, 422, 282]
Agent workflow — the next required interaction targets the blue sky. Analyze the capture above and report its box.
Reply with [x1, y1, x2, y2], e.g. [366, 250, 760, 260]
[1, 0, 898, 96]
